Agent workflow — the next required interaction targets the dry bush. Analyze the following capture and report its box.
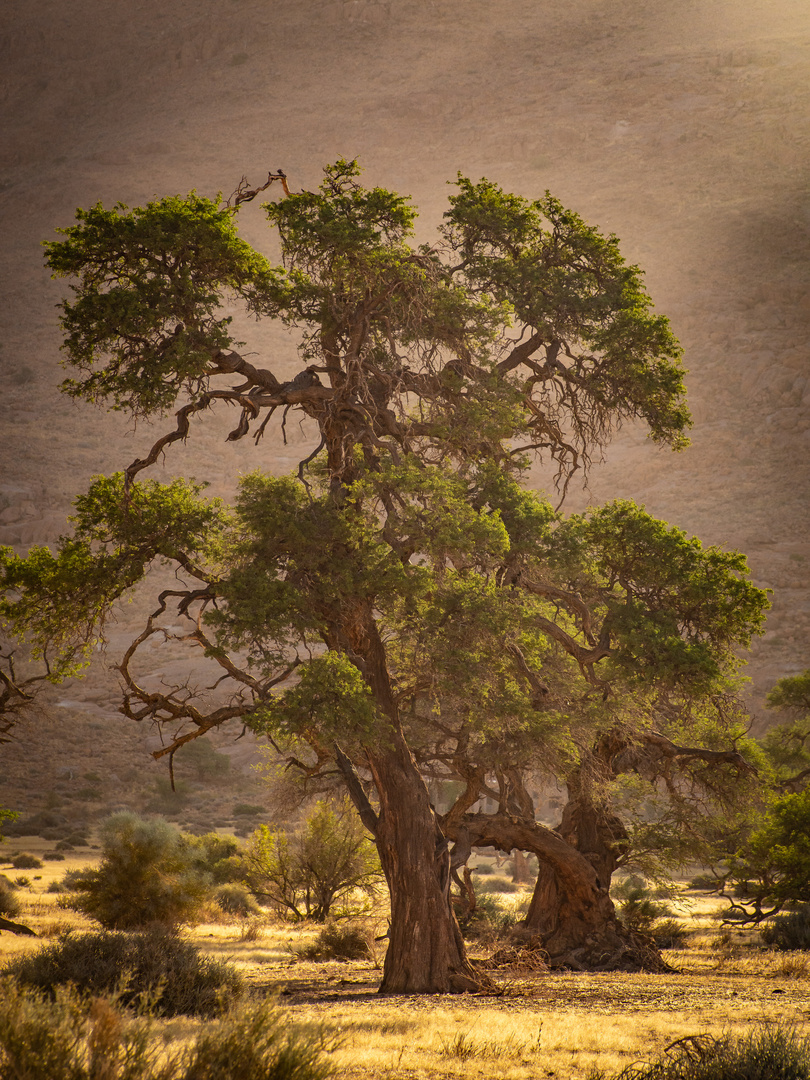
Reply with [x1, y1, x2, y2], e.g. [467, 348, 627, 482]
[0, 981, 333, 1080]
[2, 927, 243, 1017]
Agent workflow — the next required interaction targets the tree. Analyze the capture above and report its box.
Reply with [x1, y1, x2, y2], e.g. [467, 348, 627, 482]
[761, 669, 810, 791]
[723, 669, 810, 923]
[0, 161, 767, 990]
[244, 798, 383, 921]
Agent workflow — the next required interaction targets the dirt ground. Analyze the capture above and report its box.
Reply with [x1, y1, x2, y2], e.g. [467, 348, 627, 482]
[2, 842, 809, 1079]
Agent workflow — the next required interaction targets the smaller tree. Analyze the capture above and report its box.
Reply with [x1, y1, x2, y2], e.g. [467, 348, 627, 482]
[761, 669, 810, 791]
[244, 800, 383, 921]
[726, 787, 810, 923]
[62, 812, 211, 929]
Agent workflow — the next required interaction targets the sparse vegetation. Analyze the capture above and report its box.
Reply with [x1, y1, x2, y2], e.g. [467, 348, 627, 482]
[59, 812, 212, 929]
[0, 981, 332, 1080]
[244, 800, 383, 922]
[298, 921, 373, 962]
[761, 904, 810, 952]
[587, 1025, 810, 1080]
[2, 927, 244, 1017]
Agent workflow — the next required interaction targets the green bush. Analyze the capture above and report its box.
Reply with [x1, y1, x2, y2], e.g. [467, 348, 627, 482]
[0, 876, 20, 918]
[762, 905, 810, 952]
[475, 874, 519, 894]
[0, 980, 332, 1080]
[612, 877, 687, 947]
[587, 1025, 810, 1080]
[245, 799, 383, 922]
[460, 893, 519, 940]
[299, 921, 372, 961]
[60, 812, 211, 929]
[2, 927, 243, 1017]
[187, 832, 245, 883]
[214, 883, 261, 918]
[10, 854, 43, 870]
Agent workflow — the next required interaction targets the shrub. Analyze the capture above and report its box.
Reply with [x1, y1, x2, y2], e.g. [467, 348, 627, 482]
[60, 812, 211, 929]
[245, 799, 383, 921]
[233, 803, 264, 817]
[762, 904, 810, 951]
[44, 851, 66, 861]
[613, 877, 686, 946]
[0, 980, 331, 1080]
[2, 927, 243, 1017]
[0, 876, 20, 918]
[47, 880, 67, 894]
[10, 853, 43, 870]
[214, 883, 261, 918]
[299, 921, 372, 961]
[460, 893, 519, 940]
[475, 874, 519, 894]
[178, 739, 231, 781]
[587, 1024, 810, 1080]
[177, 994, 334, 1080]
[187, 832, 245, 883]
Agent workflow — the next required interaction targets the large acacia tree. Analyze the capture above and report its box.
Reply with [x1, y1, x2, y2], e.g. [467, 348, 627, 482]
[0, 161, 766, 991]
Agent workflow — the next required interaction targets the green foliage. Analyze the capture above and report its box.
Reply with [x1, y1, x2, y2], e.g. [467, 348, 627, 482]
[0, 474, 227, 680]
[185, 832, 244, 883]
[1, 927, 243, 1017]
[0, 980, 332, 1080]
[245, 800, 383, 921]
[612, 877, 688, 948]
[0, 808, 17, 844]
[45, 193, 290, 416]
[728, 788, 810, 921]
[0, 876, 20, 918]
[299, 921, 373, 961]
[761, 670, 810, 788]
[587, 1025, 810, 1080]
[442, 176, 691, 451]
[60, 812, 212, 929]
[555, 500, 769, 691]
[10, 853, 42, 870]
[761, 905, 810, 951]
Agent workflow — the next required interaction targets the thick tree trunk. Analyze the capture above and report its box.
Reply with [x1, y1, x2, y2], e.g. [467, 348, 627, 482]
[340, 602, 489, 993]
[446, 811, 670, 973]
[517, 767, 669, 970]
[367, 740, 487, 993]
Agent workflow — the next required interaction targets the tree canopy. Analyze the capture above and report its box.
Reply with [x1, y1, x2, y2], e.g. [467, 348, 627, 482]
[0, 161, 768, 990]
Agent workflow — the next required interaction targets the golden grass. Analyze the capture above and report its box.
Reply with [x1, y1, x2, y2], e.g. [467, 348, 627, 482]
[2, 848, 809, 1080]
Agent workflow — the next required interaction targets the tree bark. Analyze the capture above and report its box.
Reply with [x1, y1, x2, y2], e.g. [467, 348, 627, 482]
[367, 739, 488, 993]
[341, 601, 489, 993]
[446, 811, 670, 973]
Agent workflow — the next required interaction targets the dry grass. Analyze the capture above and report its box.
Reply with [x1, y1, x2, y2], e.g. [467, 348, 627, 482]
[2, 849, 809, 1080]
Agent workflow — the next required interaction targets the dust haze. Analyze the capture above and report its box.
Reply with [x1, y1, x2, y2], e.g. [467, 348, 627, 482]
[1, 0, 809, 719]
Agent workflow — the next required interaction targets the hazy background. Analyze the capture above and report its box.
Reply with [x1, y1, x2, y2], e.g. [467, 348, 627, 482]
[1, 0, 809, 740]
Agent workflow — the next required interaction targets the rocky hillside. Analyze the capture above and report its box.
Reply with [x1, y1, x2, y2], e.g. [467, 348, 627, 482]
[1, 0, 809, 801]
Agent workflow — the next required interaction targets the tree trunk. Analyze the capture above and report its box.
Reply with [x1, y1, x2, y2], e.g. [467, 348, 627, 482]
[446, 811, 670, 973]
[340, 602, 489, 993]
[367, 740, 488, 993]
